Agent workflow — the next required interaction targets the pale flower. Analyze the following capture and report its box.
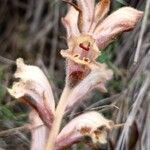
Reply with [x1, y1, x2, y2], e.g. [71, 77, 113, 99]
[61, 0, 143, 109]
[61, 0, 143, 84]
[56, 111, 114, 150]
[8, 58, 55, 127]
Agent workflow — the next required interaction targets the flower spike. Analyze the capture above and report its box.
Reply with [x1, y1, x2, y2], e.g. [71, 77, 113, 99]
[62, 1, 143, 92]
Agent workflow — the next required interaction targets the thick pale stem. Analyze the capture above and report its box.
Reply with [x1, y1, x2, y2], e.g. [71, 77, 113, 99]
[45, 86, 71, 150]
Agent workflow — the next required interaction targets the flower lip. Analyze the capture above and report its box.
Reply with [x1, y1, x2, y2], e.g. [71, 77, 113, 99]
[61, 50, 91, 68]
[61, 34, 100, 68]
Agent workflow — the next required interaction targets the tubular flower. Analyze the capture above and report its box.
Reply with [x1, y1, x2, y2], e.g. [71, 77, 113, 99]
[61, 0, 143, 89]
[8, 58, 55, 128]
[56, 111, 114, 150]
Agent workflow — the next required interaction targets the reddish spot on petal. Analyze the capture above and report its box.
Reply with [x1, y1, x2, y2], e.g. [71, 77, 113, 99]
[79, 42, 90, 51]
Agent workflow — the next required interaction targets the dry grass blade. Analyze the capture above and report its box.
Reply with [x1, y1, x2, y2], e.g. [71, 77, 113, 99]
[134, 0, 150, 63]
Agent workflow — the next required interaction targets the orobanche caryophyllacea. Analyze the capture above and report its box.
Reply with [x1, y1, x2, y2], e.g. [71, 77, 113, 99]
[8, 0, 143, 150]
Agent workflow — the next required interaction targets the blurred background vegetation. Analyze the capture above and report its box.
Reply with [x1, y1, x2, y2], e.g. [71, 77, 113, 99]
[0, 0, 149, 150]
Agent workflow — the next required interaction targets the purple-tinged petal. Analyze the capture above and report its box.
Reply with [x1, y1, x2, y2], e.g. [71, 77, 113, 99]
[62, 5, 80, 38]
[93, 7, 143, 49]
[77, 0, 95, 33]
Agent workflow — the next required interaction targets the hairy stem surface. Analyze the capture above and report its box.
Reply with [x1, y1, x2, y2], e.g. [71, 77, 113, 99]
[46, 86, 70, 150]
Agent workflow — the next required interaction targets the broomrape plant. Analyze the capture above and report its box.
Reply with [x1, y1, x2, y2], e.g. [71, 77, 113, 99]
[8, 0, 143, 149]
